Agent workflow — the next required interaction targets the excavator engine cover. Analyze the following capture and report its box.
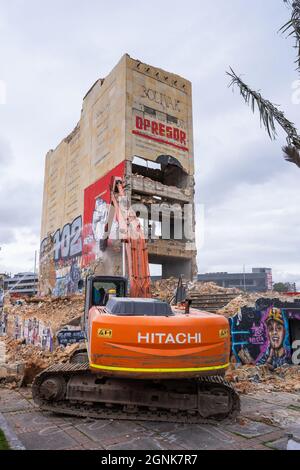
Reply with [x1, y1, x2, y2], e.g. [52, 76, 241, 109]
[88, 298, 230, 380]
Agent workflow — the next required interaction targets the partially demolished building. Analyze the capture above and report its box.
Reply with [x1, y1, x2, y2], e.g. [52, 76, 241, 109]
[40, 54, 197, 296]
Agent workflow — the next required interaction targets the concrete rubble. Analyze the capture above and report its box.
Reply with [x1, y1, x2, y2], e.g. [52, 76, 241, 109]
[0, 295, 83, 389]
[0, 337, 79, 388]
[218, 291, 300, 318]
[2, 295, 84, 332]
[151, 278, 241, 303]
[225, 364, 300, 395]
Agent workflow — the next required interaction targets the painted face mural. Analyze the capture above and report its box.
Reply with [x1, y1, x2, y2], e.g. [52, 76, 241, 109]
[258, 308, 291, 369]
[230, 301, 293, 369]
[267, 318, 285, 350]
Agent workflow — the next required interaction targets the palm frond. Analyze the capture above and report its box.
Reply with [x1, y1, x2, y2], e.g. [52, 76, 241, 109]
[281, 0, 300, 71]
[283, 144, 300, 167]
[227, 68, 300, 150]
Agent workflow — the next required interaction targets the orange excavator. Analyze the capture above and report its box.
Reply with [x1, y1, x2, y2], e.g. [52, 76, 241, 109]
[33, 178, 240, 423]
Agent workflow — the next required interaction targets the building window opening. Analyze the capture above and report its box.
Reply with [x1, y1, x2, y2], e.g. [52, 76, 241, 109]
[150, 264, 162, 279]
[132, 156, 188, 189]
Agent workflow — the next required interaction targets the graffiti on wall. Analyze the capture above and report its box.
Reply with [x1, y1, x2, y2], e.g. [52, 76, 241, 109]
[52, 216, 83, 262]
[82, 161, 125, 268]
[40, 162, 126, 296]
[230, 299, 300, 368]
[40, 216, 84, 297]
[9, 316, 53, 351]
[57, 327, 85, 347]
[53, 259, 83, 297]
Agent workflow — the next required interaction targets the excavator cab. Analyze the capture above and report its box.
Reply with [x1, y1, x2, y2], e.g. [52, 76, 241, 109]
[83, 276, 127, 333]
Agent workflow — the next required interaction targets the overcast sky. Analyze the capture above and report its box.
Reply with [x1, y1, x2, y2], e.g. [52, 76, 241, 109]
[0, 0, 299, 286]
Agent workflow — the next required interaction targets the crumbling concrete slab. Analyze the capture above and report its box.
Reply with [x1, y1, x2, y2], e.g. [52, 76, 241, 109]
[131, 176, 192, 203]
[225, 420, 276, 439]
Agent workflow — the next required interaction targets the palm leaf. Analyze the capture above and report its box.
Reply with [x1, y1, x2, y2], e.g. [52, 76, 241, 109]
[227, 68, 300, 151]
[283, 145, 300, 167]
[281, 0, 300, 71]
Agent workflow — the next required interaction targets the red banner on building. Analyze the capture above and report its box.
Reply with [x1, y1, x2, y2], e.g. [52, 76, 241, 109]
[82, 161, 125, 267]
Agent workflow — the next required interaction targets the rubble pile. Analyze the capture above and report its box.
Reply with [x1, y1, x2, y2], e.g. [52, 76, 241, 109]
[226, 364, 300, 394]
[0, 337, 79, 388]
[187, 282, 241, 296]
[218, 292, 300, 318]
[3, 295, 84, 331]
[151, 278, 241, 303]
[151, 278, 179, 302]
[0, 295, 84, 389]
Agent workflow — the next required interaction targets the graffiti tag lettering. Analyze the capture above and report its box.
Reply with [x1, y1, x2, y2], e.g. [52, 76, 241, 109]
[53, 216, 83, 262]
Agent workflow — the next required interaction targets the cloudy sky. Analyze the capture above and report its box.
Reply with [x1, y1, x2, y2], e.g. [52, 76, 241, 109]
[0, 0, 299, 286]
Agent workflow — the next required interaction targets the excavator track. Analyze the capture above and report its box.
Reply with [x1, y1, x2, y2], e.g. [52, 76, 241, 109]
[32, 362, 240, 424]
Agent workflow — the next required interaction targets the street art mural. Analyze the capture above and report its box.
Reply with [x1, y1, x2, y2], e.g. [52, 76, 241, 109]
[40, 216, 84, 297]
[57, 327, 85, 347]
[40, 161, 126, 296]
[7, 316, 53, 351]
[230, 298, 300, 368]
[82, 161, 125, 268]
[53, 258, 83, 297]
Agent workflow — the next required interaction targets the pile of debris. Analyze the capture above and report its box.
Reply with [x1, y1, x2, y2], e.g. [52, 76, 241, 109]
[226, 364, 300, 394]
[0, 295, 85, 389]
[151, 278, 241, 303]
[3, 295, 84, 332]
[151, 278, 179, 302]
[218, 291, 300, 318]
[0, 336, 80, 388]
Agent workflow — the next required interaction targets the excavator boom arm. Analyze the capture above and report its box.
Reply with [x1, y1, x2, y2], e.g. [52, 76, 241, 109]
[103, 177, 151, 298]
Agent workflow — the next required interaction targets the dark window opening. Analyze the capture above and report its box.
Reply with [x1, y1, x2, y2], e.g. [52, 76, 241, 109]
[167, 114, 178, 125]
[132, 157, 188, 190]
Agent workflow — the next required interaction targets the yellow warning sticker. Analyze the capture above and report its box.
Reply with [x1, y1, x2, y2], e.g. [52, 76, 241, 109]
[219, 329, 229, 339]
[98, 329, 113, 339]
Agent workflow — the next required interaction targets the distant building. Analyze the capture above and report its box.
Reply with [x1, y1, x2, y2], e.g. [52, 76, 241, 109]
[0, 273, 8, 290]
[3, 272, 38, 298]
[198, 268, 273, 293]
